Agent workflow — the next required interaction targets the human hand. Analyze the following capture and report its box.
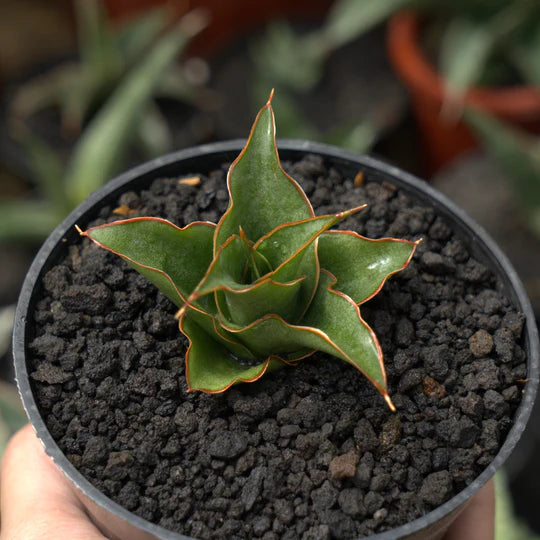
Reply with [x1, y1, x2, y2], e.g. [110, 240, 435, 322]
[0, 424, 106, 539]
[443, 479, 495, 540]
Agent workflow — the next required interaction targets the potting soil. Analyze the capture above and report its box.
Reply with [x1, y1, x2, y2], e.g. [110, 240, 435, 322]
[28, 155, 527, 539]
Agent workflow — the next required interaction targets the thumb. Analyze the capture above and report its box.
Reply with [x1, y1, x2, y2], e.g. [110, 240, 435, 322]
[0, 424, 106, 540]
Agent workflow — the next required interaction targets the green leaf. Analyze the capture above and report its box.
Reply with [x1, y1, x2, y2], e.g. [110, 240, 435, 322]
[466, 109, 540, 207]
[318, 231, 418, 304]
[256, 208, 365, 317]
[0, 381, 26, 434]
[439, 2, 537, 104]
[240, 229, 273, 280]
[439, 17, 493, 103]
[9, 63, 79, 120]
[510, 24, 540, 86]
[75, 0, 122, 80]
[184, 305, 256, 360]
[190, 235, 248, 297]
[189, 234, 307, 325]
[223, 271, 394, 409]
[215, 95, 314, 249]
[302, 271, 391, 406]
[494, 472, 540, 540]
[251, 83, 318, 139]
[255, 210, 362, 269]
[251, 0, 411, 94]
[325, 120, 378, 155]
[0, 417, 8, 458]
[0, 305, 15, 358]
[65, 10, 208, 206]
[60, 69, 105, 135]
[223, 278, 305, 327]
[15, 131, 68, 215]
[135, 102, 173, 158]
[156, 64, 219, 110]
[321, 0, 412, 51]
[115, 8, 169, 63]
[0, 200, 61, 243]
[180, 315, 279, 393]
[84, 217, 215, 308]
[196, 210, 364, 325]
[155, 65, 194, 100]
[251, 22, 325, 93]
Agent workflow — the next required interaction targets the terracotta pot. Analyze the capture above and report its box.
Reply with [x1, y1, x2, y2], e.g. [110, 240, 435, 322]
[103, 0, 333, 57]
[386, 11, 540, 175]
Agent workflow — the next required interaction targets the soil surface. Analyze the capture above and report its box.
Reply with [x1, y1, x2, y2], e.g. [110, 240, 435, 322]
[28, 155, 527, 539]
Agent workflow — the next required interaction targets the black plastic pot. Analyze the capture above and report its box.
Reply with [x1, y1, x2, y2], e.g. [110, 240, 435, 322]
[13, 141, 540, 540]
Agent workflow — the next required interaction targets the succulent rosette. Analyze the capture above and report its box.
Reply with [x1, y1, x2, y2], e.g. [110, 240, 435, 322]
[82, 94, 418, 410]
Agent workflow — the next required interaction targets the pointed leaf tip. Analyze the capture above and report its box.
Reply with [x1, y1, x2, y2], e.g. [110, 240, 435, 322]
[175, 305, 187, 320]
[335, 204, 367, 220]
[384, 394, 396, 413]
[267, 88, 275, 105]
[215, 95, 313, 247]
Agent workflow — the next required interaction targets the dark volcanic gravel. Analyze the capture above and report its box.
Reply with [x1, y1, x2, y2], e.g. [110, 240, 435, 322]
[28, 154, 527, 539]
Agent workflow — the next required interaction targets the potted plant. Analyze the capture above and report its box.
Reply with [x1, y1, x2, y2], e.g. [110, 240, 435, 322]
[13, 95, 539, 539]
[387, 3, 540, 174]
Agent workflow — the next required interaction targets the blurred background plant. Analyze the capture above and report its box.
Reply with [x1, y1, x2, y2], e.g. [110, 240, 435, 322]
[251, 0, 540, 153]
[0, 303, 26, 459]
[2, 0, 538, 244]
[250, 0, 412, 152]
[387, 0, 540, 174]
[1, 0, 210, 244]
[9, 1, 214, 144]
[7, 0, 535, 246]
[426, 0, 540, 110]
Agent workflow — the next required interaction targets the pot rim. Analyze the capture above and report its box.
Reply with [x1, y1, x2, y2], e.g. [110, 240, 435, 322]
[386, 10, 540, 120]
[13, 139, 540, 540]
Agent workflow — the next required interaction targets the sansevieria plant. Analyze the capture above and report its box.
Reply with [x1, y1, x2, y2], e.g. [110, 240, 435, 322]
[80, 93, 419, 411]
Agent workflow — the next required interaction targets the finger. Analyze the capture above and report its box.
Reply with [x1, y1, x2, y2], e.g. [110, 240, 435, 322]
[443, 479, 495, 540]
[0, 424, 106, 540]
